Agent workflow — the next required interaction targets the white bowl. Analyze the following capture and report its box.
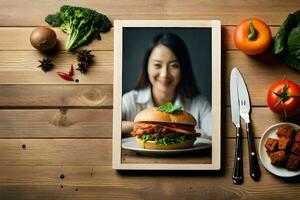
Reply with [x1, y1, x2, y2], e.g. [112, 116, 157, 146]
[259, 122, 300, 177]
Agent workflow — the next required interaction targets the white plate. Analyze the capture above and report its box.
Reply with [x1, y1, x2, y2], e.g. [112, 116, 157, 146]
[259, 122, 300, 177]
[122, 137, 211, 156]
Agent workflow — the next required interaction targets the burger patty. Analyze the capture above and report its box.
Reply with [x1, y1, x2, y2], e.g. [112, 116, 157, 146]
[131, 122, 200, 137]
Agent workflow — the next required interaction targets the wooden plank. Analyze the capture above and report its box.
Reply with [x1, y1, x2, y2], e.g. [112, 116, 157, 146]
[0, 51, 112, 70]
[0, 139, 112, 166]
[0, 138, 271, 167]
[0, 27, 113, 51]
[0, 85, 112, 107]
[0, 166, 297, 188]
[0, 165, 282, 186]
[224, 51, 300, 106]
[0, 0, 298, 26]
[0, 51, 113, 84]
[0, 186, 298, 200]
[0, 50, 299, 90]
[0, 177, 298, 200]
[0, 139, 284, 171]
[0, 185, 144, 200]
[162, 0, 298, 26]
[0, 166, 298, 200]
[0, 160, 299, 200]
[0, 109, 112, 138]
[0, 107, 298, 138]
[0, 184, 298, 200]
[0, 26, 279, 51]
[225, 107, 300, 138]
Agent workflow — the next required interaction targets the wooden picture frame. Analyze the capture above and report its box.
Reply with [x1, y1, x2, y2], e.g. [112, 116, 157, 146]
[113, 20, 221, 170]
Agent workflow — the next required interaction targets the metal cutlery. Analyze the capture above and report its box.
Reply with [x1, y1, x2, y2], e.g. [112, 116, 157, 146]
[235, 68, 261, 181]
[230, 68, 243, 184]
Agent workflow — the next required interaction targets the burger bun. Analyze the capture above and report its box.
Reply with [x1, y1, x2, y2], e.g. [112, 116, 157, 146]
[134, 107, 196, 125]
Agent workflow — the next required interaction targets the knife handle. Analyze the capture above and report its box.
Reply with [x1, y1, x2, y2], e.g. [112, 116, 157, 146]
[232, 126, 243, 184]
[246, 122, 261, 181]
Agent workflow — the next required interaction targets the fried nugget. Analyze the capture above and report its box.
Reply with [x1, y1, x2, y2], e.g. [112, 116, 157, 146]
[265, 138, 278, 152]
[294, 129, 300, 143]
[277, 125, 295, 139]
[291, 142, 300, 156]
[269, 150, 287, 166]
[278, 137, 292, 151]
[286, 154, 300, 171]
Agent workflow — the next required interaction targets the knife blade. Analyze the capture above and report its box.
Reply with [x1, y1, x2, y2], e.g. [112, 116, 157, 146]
[230, 68, 240, 127]
[236, 69, 261, 181]
[230, 67, 243, 184]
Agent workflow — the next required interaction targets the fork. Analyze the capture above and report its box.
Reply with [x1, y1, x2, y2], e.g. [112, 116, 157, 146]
[239, 99, 261, 181]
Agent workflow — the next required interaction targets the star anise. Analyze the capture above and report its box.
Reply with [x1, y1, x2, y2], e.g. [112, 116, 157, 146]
[37, 57, 54, 72]
[76, 50, 94, 74]
[77, 62, 89, 74]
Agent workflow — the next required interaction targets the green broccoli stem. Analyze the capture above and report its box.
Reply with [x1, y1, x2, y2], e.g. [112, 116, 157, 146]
[66, 32, 79, 51]
[65, 18, 85, 50]
[66, 28, 94, 51]
[66, 28, 83, 50]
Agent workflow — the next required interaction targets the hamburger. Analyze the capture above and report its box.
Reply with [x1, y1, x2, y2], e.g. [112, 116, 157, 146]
[131, 104, 200, 150]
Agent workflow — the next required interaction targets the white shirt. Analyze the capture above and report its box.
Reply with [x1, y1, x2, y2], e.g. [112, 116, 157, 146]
[122, 86, 212, 135]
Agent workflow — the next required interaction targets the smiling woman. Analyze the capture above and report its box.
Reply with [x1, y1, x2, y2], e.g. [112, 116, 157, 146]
[121, 32, 212, 136]
[147, 43, 181, 105]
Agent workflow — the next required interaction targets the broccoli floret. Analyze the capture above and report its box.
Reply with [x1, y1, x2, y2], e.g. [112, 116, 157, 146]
[45, 5, 112, 51]
[45, 14, 62, 27]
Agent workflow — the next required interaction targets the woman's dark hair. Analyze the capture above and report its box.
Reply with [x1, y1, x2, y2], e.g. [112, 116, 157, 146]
[134, 32, 199, 98]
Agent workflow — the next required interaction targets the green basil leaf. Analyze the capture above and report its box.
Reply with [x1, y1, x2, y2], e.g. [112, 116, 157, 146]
[156, 102, 182, 113]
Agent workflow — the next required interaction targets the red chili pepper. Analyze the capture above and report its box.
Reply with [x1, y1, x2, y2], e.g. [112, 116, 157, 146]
[69, 65, 74, 76]
[57, 72, 74, 81]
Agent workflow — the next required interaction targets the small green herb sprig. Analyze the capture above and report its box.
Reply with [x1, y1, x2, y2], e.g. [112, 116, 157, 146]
[156, 102, 182, 113]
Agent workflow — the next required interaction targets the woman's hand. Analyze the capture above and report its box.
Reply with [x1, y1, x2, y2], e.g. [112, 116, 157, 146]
[121, 121, 134, 137]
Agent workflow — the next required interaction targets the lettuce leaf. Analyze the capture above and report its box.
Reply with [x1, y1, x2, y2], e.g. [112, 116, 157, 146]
[156, 135, 186, 145]
[287, 26, 300, 59]
[273, 13, 296, 56]
[273, 10, 300, 71]
[139, 135, 187, 144]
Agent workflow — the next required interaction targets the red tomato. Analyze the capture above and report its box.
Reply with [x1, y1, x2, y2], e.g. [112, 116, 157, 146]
[267, 80, 300, 118]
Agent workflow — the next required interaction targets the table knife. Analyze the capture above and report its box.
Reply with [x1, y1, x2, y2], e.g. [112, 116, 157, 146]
[230, 67, 243, 184]
[236, 69, 261, 181]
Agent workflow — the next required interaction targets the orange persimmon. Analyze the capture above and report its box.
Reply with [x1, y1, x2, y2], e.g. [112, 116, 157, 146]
[234, 18, 272, 55]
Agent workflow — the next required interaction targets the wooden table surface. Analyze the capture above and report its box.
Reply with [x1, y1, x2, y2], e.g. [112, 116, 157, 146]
[0, 0, 300, 199]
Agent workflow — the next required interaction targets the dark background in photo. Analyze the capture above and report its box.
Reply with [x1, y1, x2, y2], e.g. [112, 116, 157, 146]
[122, 27, 212, 103]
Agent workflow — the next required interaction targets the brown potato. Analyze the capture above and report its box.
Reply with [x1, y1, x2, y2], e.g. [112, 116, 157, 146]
[30, 27, 57, 51]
